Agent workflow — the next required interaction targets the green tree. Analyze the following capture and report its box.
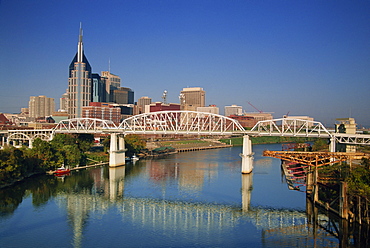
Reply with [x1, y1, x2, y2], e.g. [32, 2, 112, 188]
[31, 138, 58, 170]
[125, 134, 146, 156]
[312, 138, 329, 151]
[76, 134, 94, 152]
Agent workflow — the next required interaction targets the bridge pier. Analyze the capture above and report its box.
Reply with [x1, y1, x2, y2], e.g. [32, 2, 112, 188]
[240, 135, 254, 174]
[329, 136, 336, 152]
[109, 133, 126, 167]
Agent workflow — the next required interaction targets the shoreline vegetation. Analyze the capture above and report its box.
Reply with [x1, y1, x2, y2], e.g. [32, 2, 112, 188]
[0, 135, 311, 188]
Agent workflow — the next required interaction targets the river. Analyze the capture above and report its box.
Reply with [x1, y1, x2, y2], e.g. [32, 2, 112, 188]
[0, 144, 341, 247]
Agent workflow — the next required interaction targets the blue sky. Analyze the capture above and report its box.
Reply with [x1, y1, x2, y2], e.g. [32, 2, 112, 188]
[0, 0, 369, 127]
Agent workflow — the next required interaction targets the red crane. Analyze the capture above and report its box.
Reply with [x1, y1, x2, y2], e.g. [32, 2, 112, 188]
[247, 101, 263, 113]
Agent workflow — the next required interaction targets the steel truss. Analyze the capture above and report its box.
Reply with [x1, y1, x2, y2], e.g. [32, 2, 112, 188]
[118, 111, 246, 135]
[54, 118, 117, 133]
[332, 134, 370, 145]
[263, 151, 369, 167]
[249, 118, 331, 137]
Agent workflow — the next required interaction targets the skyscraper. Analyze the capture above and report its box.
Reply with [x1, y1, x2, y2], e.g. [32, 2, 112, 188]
[29, 95, 55, 118]
[180, 87, 205, 111]
[68, 24, 92, 118]
[101, 71, 121, 102]
[92, 73, 105, 102]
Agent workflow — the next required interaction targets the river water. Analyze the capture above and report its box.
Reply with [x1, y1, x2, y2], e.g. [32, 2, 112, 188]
[0, 144, 340, 247]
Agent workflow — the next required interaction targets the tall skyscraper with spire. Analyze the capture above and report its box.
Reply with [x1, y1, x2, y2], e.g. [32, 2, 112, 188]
[68, 24, 92, 118]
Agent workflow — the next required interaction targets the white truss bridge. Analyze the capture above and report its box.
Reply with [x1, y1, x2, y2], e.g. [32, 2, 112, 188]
[1, 111, 370, 146]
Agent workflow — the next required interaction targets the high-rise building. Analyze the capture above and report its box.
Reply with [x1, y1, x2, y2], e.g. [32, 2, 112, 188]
[92, 73, 106, 102]
[224, 105, 242, 117]
[112, 87, 134, 104]
[101, 71, 121, 102]
[68, 25, 92, 118]
[180, 87, 205, 111]
[138, 96, 152, 113]
[59, 92, 69, 112]
[29, 95, 55, 118]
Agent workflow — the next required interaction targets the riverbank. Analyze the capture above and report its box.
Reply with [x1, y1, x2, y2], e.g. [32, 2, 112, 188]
[46, 162, 109, 175]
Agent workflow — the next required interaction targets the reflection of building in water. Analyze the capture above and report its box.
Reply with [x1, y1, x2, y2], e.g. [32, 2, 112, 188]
[146, 159, 218, 192]
[148, 160, 179, 181]
[178, 162, 206, 191]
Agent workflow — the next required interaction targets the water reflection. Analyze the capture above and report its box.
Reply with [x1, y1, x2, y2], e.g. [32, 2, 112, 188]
[1, 146, 369, 247]
[242, 173, 253, 212]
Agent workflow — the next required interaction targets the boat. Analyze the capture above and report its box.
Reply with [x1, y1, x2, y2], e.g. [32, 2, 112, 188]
[131, 154, 139, 161]
[54, 166, 70, 175]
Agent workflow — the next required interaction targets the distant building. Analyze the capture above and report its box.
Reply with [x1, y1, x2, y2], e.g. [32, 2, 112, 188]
[149, 102, 181, 112]
[101, 71, 121, 102]
[68, 25, 92, 118]
[224, 105, 242, 117]
[138, 96, 152, 113]
[228, 112, 273, 128]
[59, 92, 69, 112]
[228, 115, 257, 128]
[92, 73, 106, 102]
[243, 112, 273, 122]
[82, 102, 121, 124]
[20, 108, 29, 116]
[112, 87, 134, 104]
[335, 118, 357, 152]
[180, 87, 205, 111]
[29, 95, 55, 119]
[51, 111, 69, 123]
[197, 105, 219, 115]
[0, 113, 12, 126]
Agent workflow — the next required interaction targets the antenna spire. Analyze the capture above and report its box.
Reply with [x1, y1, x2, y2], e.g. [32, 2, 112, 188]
[77, 23, 84, 62]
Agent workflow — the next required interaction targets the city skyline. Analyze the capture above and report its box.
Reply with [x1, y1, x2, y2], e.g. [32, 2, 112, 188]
[0, 1, 369, 127]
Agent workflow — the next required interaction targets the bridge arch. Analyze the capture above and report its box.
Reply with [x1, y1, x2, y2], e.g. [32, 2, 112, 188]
[249, 118, 332, 137]
[118, 111, 246, 135]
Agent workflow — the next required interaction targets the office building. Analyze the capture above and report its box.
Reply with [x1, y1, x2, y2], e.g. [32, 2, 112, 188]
[112, 87, 134, 104]
[180, 87, 205, 111]
[244, 112, 273, 122]
[138, 96, 152, 113]
[59, 92, 69, 112]
[82, 102, 121, 124]
[149, 102, 181, 112]
[29, 95, 55, 118]
[68, 25, 92, 118]
[101, 71, 121, 102]
[224, 105, 243, 117]
[197, 105, 219, 115]
[92, 73, 106, 103]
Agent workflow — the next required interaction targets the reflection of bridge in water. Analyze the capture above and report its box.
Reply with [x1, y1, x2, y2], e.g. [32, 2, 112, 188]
[56, 166, 338, 248]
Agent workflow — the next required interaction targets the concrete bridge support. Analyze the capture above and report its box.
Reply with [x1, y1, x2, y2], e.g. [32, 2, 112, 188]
[329, 136, 336, 152]
[109, 133, 126, 167]
[241, 135, 254, 174]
